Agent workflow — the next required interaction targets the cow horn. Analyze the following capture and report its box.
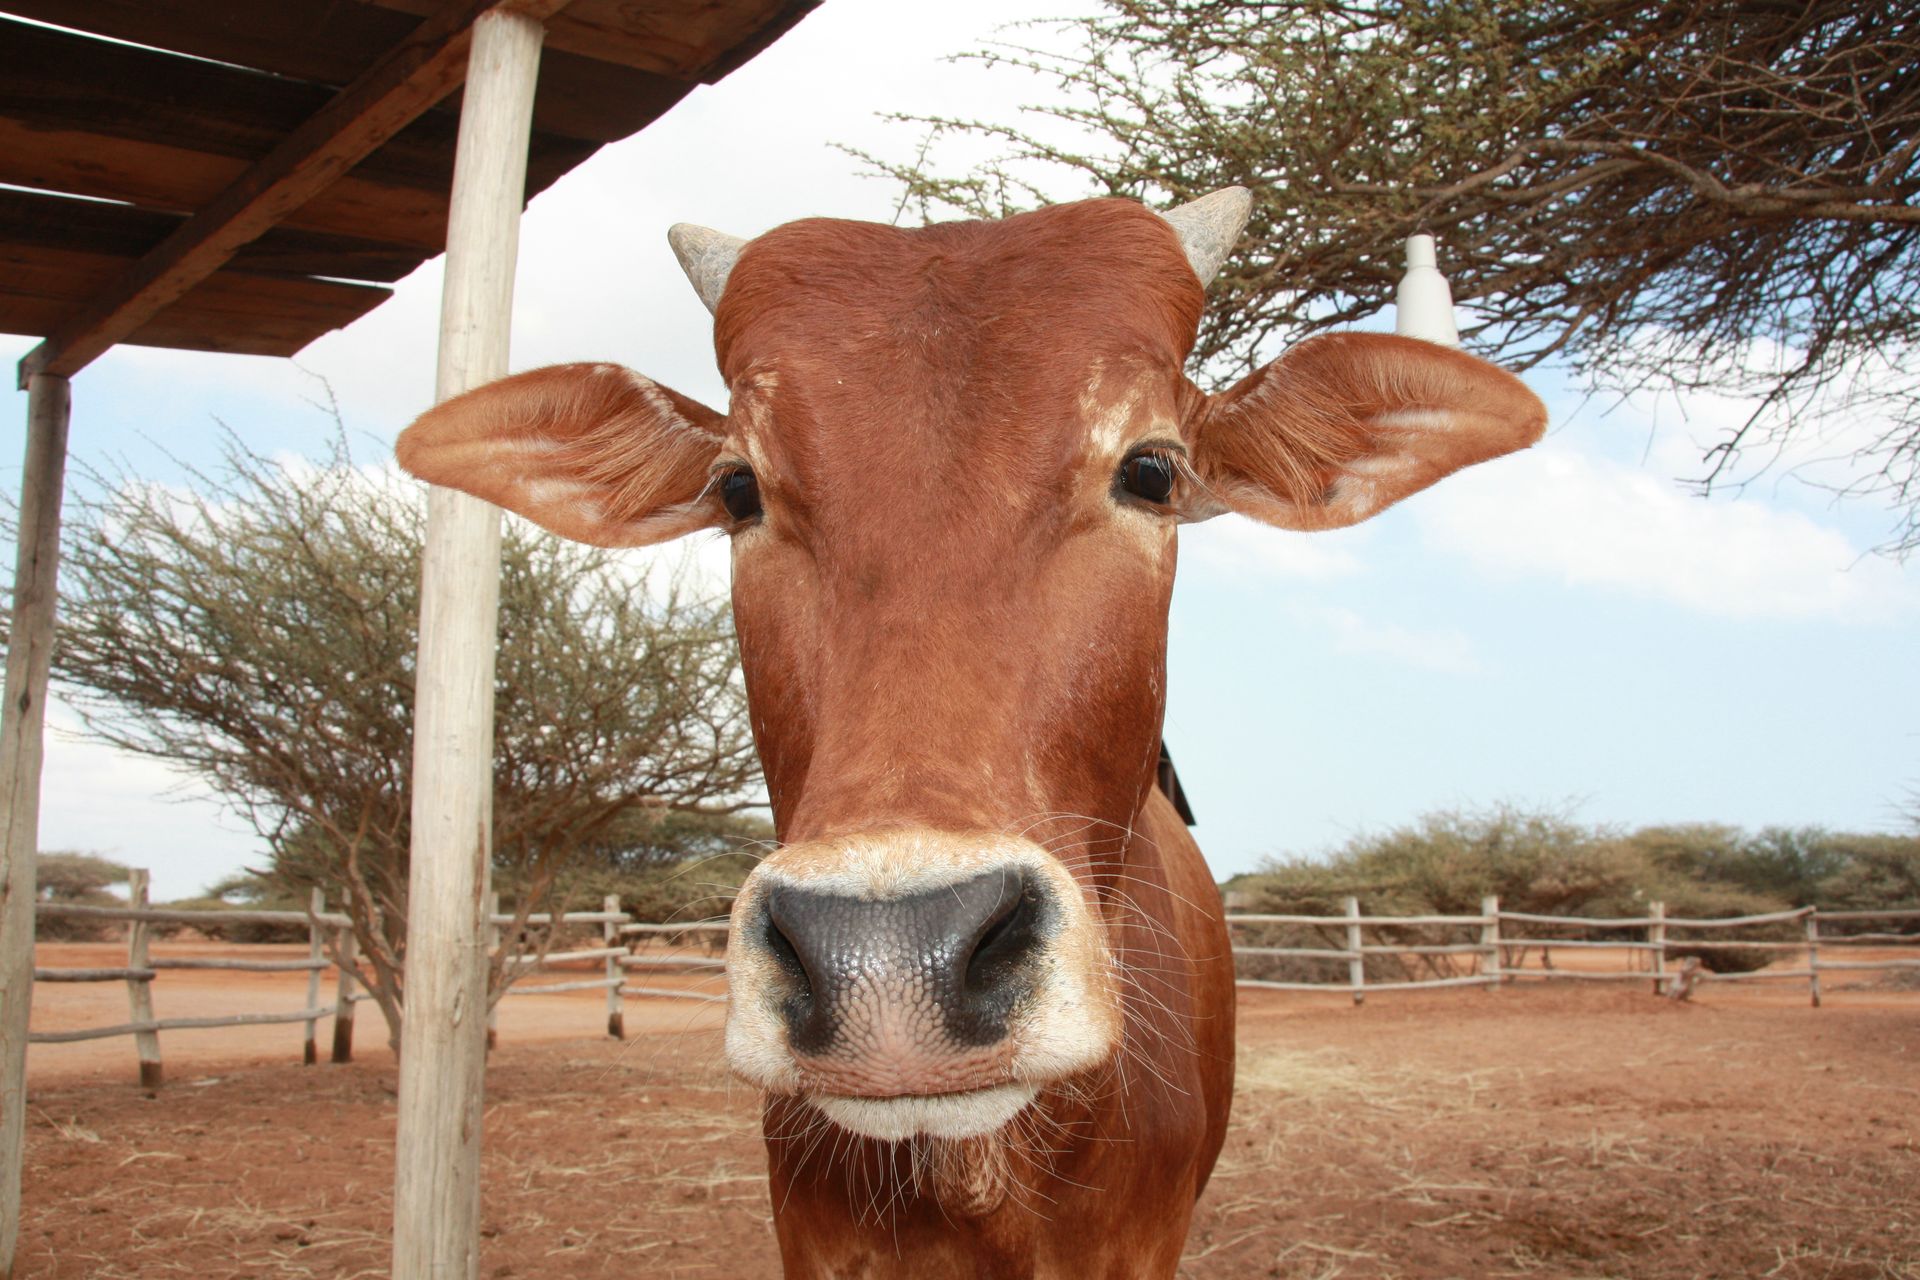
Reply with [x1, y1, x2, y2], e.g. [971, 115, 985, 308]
[1157, 187, 1253, 285]
[667, 224, 746, 314]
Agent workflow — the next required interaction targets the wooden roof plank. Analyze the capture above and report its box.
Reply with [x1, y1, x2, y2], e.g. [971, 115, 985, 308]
[16, 0, 574, 385]
[0, 119, 454, 250]
[0, 0, 700, 145]
[366, 0, 818, 81]
[0, 188, 429, 284]
[0, 121, 593, 254]
[1, 245, 393, 357]
[0, 19, 599, 197]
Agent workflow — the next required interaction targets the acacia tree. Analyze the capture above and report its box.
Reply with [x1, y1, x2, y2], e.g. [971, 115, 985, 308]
[864, 0, 1920, 551]
[12, 437, 760, 1050]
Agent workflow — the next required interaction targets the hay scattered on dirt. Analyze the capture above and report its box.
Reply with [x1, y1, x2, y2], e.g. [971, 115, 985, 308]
[19, 983, 1920, 1279]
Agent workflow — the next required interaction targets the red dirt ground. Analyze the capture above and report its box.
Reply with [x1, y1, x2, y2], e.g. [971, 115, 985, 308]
[18, 942, 1920, 1279]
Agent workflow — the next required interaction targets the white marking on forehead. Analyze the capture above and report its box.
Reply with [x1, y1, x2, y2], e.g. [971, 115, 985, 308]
[1077, 359, 1157, 457]
[726, 363, 781, 470]
[1077, 359, 1185, 466]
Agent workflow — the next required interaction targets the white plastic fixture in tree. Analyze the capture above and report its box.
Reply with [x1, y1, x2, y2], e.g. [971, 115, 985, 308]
[391, 9, 544, 1280]
[1394, 234, 1461, 347]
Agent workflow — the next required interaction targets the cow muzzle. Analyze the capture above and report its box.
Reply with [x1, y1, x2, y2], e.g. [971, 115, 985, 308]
[723, 831, 1121, 1141]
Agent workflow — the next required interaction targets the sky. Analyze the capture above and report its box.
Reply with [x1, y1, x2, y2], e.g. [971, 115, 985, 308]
[5, 0, 1916, 902]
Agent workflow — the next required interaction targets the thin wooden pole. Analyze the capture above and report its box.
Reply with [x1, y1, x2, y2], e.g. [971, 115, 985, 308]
[603, 894, 624, 1040]
[1806, 909, 1822, 1009]
[330, 924, 358, 1064]
[0, 370, 70, 1280]
[304, 888, 325, 1065]
[125, 870, 162, 1088]
[391, 11, 543, 1280]
[1478, 896, 1500, 988]
[1343, 896, 1366, 1006]
[1650, 901, 1667, 996]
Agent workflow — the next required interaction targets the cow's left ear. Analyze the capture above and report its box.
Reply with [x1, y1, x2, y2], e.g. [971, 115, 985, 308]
[1180, 332, 1547, 530]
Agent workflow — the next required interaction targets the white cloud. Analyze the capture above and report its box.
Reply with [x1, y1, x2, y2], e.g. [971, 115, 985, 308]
[1420, 440, 1918, 621]
[38, 703, 263, 903]
[1289, 602, 1481, 674]
[1182, 512, 1365, 581]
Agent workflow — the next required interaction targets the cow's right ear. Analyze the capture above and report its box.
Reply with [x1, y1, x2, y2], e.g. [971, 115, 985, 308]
[395, 362, 725, 547]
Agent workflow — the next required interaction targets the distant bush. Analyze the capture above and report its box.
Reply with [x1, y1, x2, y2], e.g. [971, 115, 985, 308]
[160, 870, 311, 944]
[1233, 804, 1659, 921]
[510, 846, 763, 949]
[1812, 834, 1920, 925]
[1220, 806, 1920, 981]
[34, 851, 131, 942]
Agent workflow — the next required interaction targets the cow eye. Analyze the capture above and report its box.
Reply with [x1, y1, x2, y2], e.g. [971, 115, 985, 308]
[1119, 450, 1176, 504]
[719, 467, 761, 522]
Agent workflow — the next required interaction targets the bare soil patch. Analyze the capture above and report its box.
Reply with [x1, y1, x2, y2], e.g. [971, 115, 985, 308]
[19, 946, 1920, 1279]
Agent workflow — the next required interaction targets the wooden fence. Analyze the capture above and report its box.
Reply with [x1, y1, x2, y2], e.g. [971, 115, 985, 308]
[1229, 896, 1920, 1006]
[32, 871, 351, 1085]
[34, 881, 1919, 1084]
[30, 872, 733, 1083]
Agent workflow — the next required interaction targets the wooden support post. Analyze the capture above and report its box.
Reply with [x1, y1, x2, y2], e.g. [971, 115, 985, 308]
[0, 370, 70, 1279]
[603, 895, 624, 1040]
[1479, 896, 1500, 988]
[1806, 910, 1822, 1009]
[391, 12, 543, 1280]
[304, 888, 325, 1065]
[331, 924, 358, 1064]
[1650, 901, 1667, 996]
[125, 870, 162, 1089]
[1343, 896, 1366, 1006]
[485, 890, 501, 1052]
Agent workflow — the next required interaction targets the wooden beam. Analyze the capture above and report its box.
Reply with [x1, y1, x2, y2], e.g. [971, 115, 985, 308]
[0, 188, 426, 285]
[13, 0, 571, 389]
[2, 242, 393, 359]
[0, 2, 694, 146]
[0, 372, 71, 1280]
[390, 10, 543, 1279]
[369, 0, 818, 82]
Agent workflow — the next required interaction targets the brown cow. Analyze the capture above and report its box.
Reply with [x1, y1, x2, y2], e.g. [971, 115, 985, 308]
[397, 190, 1546, 1278]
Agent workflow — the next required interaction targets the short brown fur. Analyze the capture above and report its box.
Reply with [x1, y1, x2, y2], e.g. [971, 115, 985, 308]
[394, 194, 1546, 1280]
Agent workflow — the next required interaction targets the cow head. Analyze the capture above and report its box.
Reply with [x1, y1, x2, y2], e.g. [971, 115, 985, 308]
[396, 191, 1545, 1144]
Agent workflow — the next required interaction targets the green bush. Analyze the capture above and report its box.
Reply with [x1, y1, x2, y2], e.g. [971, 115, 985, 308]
[160, 870, 312, 944]
[34, 851, 131, 942]
[1225, 806, 1843, 981]
[1813, 834, 1920, 922]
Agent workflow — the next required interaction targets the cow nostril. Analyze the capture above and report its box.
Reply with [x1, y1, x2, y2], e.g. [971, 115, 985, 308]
[964, 876, 1043, 995]
[763, 909, 809, 987]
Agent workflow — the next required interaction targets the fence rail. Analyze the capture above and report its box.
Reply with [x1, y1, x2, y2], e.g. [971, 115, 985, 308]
[1225, 897, 1919, 1006]
[34, 877, 1917, 1086]
[31, 874, 733, 1082]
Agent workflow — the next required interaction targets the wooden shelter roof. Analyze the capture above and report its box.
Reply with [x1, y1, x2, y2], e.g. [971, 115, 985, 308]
[0, 0, 816, 380]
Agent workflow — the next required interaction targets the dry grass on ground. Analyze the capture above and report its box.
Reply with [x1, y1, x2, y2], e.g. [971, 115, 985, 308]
[19, 962, 1920, 1279]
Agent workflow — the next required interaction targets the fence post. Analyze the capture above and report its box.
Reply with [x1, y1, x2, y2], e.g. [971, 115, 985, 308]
[1650, 901, 1667, 996]
[303, 887, 325, 1065]
[1343, 896, 1365, 1006]
[485, 890, 501, 1053]
[331, 923, 357, 1064]
[125, 869, 162, 1088]
[1805, 909, 1822, 1008]
[603, 895, 625, 1039]
[1479, 895, 1500, 988]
